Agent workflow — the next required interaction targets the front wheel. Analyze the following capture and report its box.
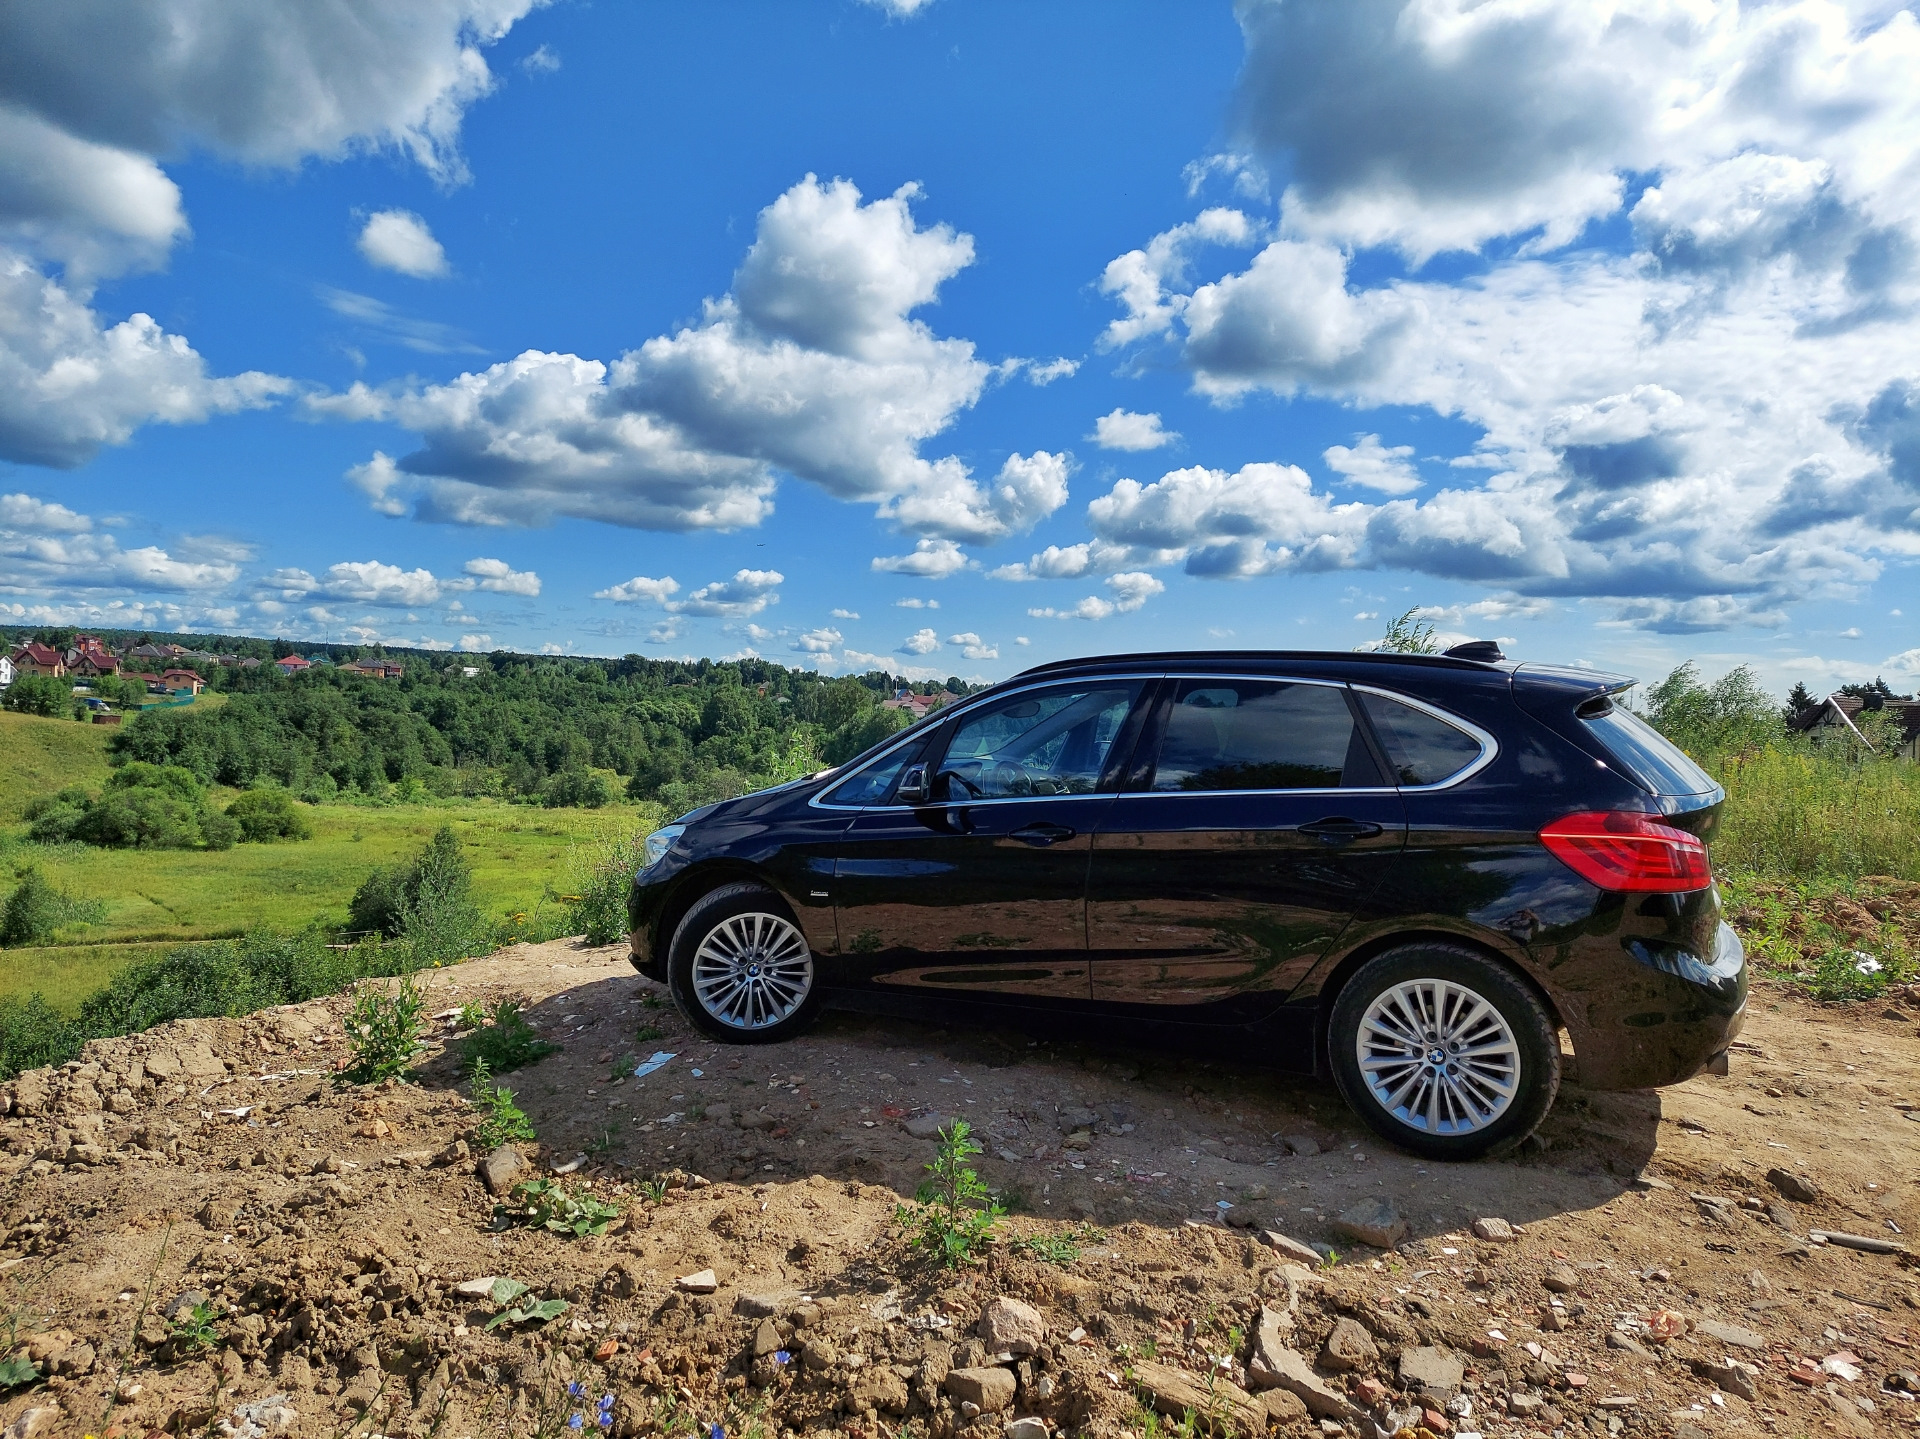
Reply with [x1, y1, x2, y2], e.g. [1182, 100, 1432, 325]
[1329, 943, 1559, 1160]
[668, 882, 822, 1044]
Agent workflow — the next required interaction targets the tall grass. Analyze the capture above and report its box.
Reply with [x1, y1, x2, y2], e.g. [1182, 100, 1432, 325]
[1709, 743, 1920, 882]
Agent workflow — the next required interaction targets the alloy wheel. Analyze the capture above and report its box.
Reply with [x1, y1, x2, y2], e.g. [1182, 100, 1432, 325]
[690, 912, 814, 1031]
[1354, 978, 1521, 1135]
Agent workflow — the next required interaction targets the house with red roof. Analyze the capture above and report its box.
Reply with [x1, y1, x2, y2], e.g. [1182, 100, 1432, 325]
[9, 641, 65, 678]
[274, 654, 311, 675]
[160, 668, 204, 694]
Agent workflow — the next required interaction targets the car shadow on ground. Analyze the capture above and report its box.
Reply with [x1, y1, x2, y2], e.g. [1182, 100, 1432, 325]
[419, 955, 1661, 1252]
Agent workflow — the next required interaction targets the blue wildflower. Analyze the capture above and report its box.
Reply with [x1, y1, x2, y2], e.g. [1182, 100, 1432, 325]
[568, 1414, 584, 1430]
[774, 1350, 792, 1365]
[711, 1424, 726, 1439]
[569, 1381, 586, 1399]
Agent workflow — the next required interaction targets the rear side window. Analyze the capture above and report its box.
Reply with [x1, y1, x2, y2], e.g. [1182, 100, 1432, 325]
[1359, 692, 1485, 786]
[1150, 679, 1379, 791]
[1584, 704, 1718, 796]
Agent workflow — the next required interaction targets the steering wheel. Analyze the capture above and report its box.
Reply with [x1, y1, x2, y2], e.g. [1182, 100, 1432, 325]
[989, 760, 1032, 796]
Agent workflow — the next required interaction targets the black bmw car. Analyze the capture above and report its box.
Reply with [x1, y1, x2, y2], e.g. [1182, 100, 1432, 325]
[627, 647, 1746, 1159]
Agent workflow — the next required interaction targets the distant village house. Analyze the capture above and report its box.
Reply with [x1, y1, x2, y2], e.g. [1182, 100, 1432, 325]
[1789, 694, 1920, 760]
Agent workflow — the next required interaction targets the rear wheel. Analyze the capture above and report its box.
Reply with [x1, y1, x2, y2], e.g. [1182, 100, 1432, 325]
[1329, 943, 1559, 1160]
[668, 882, 821, 1044]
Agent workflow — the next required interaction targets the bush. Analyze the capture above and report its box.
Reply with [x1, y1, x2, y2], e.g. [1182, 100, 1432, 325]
[458, 999, 557, 1074]
[564, 830, 647, 946]
[543, 769, 611, 809]
[350, 824, 475, 939]
[0, 994, 78, 1077]
[23, 763, 235, 850]
[341, 971, 427, 1084]
[226, 788, 313, 842]
[2, 674, 70, 717]
[0, 867, 104, 947]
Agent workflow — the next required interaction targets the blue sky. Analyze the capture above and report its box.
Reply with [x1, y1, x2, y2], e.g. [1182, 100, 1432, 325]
[2, 0, 1918, 699]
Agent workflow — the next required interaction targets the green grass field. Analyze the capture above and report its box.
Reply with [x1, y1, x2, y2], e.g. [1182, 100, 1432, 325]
[0, 707, 663, 1008]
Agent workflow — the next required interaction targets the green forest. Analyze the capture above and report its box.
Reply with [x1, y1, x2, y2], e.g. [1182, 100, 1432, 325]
[3, 628, 971, 816]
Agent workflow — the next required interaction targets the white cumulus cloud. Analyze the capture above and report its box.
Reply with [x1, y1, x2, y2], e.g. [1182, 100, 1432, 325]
[1323, 434, 1421, 494]
[594, 568, 783, 619]
[898, 627, 941, 655]
[1091, 409, 1178, 452]
[947, 631, 998, 660]
[357, 209, 449, 278]
[871, 537, 971, 578]
[462, 556, 539, 596]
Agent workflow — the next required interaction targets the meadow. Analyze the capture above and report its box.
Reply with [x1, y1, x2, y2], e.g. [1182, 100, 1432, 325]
[0, 710, 663, 1009]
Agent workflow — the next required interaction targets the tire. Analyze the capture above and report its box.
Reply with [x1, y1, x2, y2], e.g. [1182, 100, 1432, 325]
[1328, 943, 1559, 1161]
[667, 882, 822, 1045]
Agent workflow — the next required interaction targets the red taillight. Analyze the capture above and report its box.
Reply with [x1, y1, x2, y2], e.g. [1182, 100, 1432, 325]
[1539, 810, 1712, 893]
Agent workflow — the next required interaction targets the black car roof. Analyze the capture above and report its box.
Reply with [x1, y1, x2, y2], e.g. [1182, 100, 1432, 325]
[1013, 649, 1505, 679]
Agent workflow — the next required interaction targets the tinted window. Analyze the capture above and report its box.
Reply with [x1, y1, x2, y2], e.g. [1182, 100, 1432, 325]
[1585, 705, 1718, 796]
[1360, 692, 1485, 786]
[938, 683, 1142, 799]
[822, 746, 920, 807]
[1150, 680, 1376, 791]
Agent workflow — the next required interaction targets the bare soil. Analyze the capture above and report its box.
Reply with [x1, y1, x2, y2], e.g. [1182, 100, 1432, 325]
[1, 938, 1917, 1439]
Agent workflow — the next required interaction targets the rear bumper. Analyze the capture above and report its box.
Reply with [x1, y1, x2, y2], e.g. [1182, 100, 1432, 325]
[1558, 920, 1747, 1090]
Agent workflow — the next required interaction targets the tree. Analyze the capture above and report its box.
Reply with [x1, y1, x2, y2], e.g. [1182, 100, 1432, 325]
[3, 674, 71, 717]
[1837, 677, 1909, 711]
[226, 787, 313, 842]
[1370, 608, 1441, 655]
[1639, 662, 1783, 757]
[1784, 681, 1817, 717]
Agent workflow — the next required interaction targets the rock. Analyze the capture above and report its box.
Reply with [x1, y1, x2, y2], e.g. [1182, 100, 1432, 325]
[944, 1366, 1017, 1414]
[1005, 1419, 1049, 1439]
[1330, 1196, 1406, 1249]
[1220, 1204, 1259, 1229]
[1542, 1264, 1580, 1294]
[676, 1269, 718, 1294]
[1, 1407, 56, 1439]
[1767, 1203, 1798, 1232]
[1472, 1217, 1515, 1242]
[1767, 1167, 1819, 1203]
[1399, 1346, 1465, 1399]
[1259, 1390, 1309, 1426]
[1130, 1361, 1263, 1438]
[1821, 1389, 1876, 1439]
[1319, 1317, 1379, 1373]
[478, 1145, 524, 1197]
[1695, 1320, 1765, 1350]
[1057, 1106, 1099, 1131]
[905, 1112, 950, 1138]
[453, 1277, 499, 1298]
[1281, 1134, 1320, 1156]
[1693, 1357, 1760, 1400]
[977, 1296, 1046, 1356]
[1260, 1231, 1324, 1267]
[1508, 1392, 1544, 1416]
[434, 1138, 470, 1167]
[1246, 1305, 1295, 1385]
[848, 1366, 910, 1414]
[803, 1336, 839, 1371]
[753, 1319, 784, 1358]
[735, 1291, 793, 1318]
[738, 1111, 777, 1132]
[1242, 1344, 1367, 1427]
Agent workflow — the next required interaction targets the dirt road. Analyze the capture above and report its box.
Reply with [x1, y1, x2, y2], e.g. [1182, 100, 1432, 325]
[2, 938, 1916, 1438]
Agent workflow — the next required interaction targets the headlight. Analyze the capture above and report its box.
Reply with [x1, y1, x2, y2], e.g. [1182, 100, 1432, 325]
[642, 824, 685, 869]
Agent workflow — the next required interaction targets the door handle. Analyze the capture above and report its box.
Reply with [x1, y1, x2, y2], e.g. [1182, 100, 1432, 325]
[1009, 822, 1077, 847]
[1298, 816, 1384, 845]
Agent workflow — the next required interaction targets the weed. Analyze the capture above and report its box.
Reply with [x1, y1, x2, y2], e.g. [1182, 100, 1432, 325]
[340, 970, 427, 1084]
[609, 1052, 639, 1081]
[0, 1353, 36, 1389]
[458, 998, 558, 1074]
[453, 1001, 487, 1032]
[640, 991, 663, 1010]
[471, 1277, 571, 1335]
[1011, 1222, 1104, 1266]
[586, 1126, 617, 1156]
[563, 831, 643, 946]
[636, 1178, 670, 1206]
[167, 1299, 221, 1355]
[893, 1119, 1003, 1268]
[635, 1023, 665, 1044]
[468, 1059, 536, 1149]
[510, 1178, 624, 1238]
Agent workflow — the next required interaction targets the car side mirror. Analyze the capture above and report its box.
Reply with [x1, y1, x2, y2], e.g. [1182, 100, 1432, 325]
[895, 763, 929, 805]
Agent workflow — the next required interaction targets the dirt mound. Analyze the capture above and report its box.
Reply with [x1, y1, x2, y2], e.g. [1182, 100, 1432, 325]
[0, 939, 1915, 1438]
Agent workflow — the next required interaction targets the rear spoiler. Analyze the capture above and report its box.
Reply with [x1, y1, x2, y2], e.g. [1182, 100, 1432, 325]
[1509, 663, 1637, 723]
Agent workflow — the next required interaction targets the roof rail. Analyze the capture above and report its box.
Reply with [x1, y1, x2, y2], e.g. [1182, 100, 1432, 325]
[1012, 648, 1500, 679]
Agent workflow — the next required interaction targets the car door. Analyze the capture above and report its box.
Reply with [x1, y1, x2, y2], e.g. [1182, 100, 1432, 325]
[831, 678, 1149, 1001]
[1084, 675, 1407, 1019]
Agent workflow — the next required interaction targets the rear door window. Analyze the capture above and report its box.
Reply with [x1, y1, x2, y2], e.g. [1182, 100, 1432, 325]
[1583, 704, 1718, 796]
[1149, 679, 1381, 791]
[1357, 691, 1487, 786]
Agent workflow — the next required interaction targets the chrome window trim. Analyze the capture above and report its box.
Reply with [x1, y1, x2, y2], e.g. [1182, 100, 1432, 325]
[1347, 682, 1499, 792]
[806, 671, 1498, 810]
[807, 672, 1163, 812]
[1117, 673, 1495, 798]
